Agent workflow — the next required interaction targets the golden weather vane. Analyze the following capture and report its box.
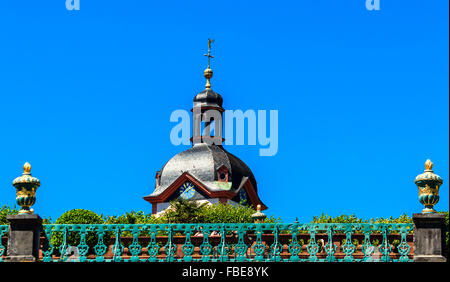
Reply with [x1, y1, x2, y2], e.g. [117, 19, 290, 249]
[203, 38, 215, 89]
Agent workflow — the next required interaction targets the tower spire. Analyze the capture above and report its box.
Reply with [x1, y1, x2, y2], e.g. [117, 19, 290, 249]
[203, 39, 215, 89]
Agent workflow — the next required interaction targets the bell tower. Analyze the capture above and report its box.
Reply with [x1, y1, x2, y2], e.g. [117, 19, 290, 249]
[192, 39, 224, 146]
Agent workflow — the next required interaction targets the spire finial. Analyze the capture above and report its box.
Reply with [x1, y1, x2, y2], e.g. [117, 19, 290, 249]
[425, 159, 433, 171]
[203, 39, 215, 89]
[23, 162, 31, 174]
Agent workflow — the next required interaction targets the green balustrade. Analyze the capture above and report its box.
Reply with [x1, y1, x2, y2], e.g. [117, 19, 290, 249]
[22, 223, 412, 262]
[0, 225, 8, 262]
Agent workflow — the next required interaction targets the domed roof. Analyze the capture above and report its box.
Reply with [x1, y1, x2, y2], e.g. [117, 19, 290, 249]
[193, 89, 223, 109]
[148, 143, 257, 197]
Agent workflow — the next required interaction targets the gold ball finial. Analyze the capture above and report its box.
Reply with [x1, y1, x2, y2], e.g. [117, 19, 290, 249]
[256, 204, 261, 212]
[204, 68, 213, 89]
[23, 162, 31, 174]
[425, 159, 433, 171]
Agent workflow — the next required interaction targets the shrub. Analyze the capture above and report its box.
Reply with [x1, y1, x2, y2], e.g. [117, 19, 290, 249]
[103, 210, 161, 236]
[0, 205, 19, 225]
[438, 211, 449, 258]
[104, 210, 156, 224]
[156, 199, 278, 224]
[159, 198, 209, 223]
[0, 205, 52, 226]
[311, 213, 369, 224]
[203, 203, 255, 223]
[50, 209, 104, 256]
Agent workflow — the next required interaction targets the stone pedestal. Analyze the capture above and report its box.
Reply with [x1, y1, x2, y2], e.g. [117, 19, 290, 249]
[413, 213, 447, 262]
[5, 214, 42, 262]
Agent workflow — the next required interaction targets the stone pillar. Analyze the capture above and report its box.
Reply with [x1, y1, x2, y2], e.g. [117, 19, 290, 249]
[5, 214, 42, 262]
[413, 213, 447, 262]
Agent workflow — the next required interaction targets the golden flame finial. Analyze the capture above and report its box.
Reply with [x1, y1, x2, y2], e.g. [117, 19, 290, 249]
[425, 159, 433, 171]
[203, 38, 215, 89]
[256, 204, 261, 212]
[23, 162, 31, 174]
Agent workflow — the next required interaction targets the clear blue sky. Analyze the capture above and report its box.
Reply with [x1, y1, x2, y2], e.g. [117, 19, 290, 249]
[0, 1, 448, 222]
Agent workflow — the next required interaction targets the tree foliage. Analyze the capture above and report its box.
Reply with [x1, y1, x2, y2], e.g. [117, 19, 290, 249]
[311, 213, 414, 224]
[103, 210, 156, 224]
[0, 205, 19, 225]
[0, 205, 52, 225]
[156, 198, 279, 224]
[160, 198, 209, 223]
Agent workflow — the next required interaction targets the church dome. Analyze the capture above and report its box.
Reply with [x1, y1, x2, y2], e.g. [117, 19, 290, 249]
[144, 40, 266, 212]
[149, 143, 257, 197]
[193, 89, 223, 109]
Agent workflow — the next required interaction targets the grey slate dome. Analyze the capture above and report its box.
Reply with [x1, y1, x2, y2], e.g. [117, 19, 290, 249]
[193, 89, 223, 108]
[149, 143, 257, 197]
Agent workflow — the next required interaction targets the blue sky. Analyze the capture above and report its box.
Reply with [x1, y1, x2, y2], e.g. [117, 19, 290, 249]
[0, 0, 448, 222]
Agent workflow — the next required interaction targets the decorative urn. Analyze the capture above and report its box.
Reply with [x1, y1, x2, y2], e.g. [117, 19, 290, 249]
[414, 159, 443, 213]
[12, 162, 40, 214]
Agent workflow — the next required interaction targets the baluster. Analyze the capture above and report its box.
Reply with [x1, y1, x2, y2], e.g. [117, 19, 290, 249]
[41, 225, 54, 262]
[182, 225, 194, 262]
[129, 225, 142, 262]
[324, 225, 337, 262]
[235, 225, 248, 262]
[342, 224, 355, 262]
[217, 224, 229, 262]
[361, 224, 375, 262]
[379, 224, 392, 262]
[77, 225, 89, 262]
[94, 225, 107, 262]
[0, 226, 9, 262]
[59, 226, 70, 262]
[306, 224, 319, 262]
[112, 226, 124, 262]
[397, 224, 412, 262]
[146, 225, 159, 262]
[253, 224, 265, 262]
[269, 225, 282, 262]
[287, 222, 301, 262]
[199, 225, 212, 262]
[165, 226, 176, 262]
